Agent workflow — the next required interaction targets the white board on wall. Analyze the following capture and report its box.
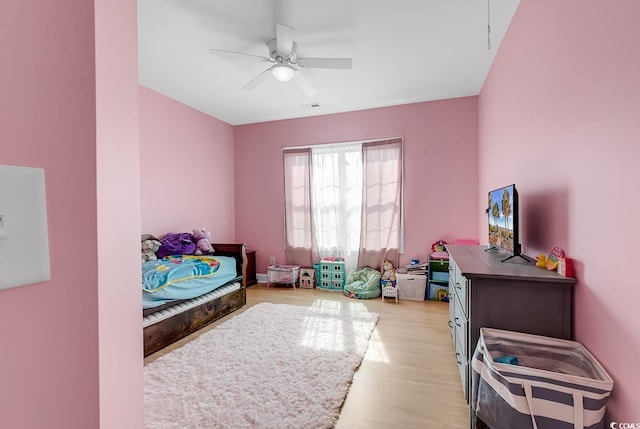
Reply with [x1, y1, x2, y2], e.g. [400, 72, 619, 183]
[0, 165, 51, 290]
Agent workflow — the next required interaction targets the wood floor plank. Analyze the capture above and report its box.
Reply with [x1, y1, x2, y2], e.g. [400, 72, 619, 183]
[145, 284, 469, 428]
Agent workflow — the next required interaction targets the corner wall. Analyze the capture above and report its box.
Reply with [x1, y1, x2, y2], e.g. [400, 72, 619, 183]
[96, 0, 144, 427]
[479, 0, 640, 420]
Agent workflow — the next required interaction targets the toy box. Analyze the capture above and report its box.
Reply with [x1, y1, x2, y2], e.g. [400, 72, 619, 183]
[427, 282, 450, 301]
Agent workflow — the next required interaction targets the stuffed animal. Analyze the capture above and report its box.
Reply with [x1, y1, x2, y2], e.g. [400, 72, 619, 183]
[141, 238, 162, 263]
[381, 259, 396, 282]
[192, 227, 214, 256]
[432, 240, 447, 253]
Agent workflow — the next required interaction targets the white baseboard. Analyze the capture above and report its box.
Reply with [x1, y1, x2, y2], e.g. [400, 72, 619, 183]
[256, 273, 268, 283]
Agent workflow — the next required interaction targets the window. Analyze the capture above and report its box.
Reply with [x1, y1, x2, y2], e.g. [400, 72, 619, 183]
[283, 138, 403, 273]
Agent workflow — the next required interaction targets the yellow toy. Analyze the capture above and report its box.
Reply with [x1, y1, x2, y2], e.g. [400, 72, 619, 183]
[535, 254, 547, 268]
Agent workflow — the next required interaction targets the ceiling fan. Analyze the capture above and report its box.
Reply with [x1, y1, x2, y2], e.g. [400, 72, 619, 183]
[209, 24, 353, 96]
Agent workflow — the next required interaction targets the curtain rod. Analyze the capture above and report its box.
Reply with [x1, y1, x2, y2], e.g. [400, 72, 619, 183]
[282, 137, 402, 151]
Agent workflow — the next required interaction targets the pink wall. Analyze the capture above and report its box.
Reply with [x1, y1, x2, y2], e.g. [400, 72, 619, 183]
[1, 0, 143, 427]
[1, 0, 98, 427]
[234, 98, 479, 273]
[95, 0, 144, 427]
[139, 86, 236, 240]
[479, 0, 640, 420]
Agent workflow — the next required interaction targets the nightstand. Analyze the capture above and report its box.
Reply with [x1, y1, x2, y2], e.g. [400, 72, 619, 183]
[245, 250, 257, 286]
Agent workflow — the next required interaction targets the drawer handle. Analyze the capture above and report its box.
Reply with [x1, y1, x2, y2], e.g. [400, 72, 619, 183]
[455, 317, 461, 327]
[455, 352, 462, 365]
[448, 321, 453, 328]
[456, 282, 462, 290]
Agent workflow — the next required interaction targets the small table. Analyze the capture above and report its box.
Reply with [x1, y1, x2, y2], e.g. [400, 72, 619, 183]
[245, 250, 257, 286]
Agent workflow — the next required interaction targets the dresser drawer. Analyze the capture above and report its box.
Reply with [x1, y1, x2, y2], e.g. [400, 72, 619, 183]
[455, 332, 469, 402]
[453, 265, 468, 317]
[448, 261, 456, 292]
[454, 295, 468, 360]
[448, 293, 456, 339]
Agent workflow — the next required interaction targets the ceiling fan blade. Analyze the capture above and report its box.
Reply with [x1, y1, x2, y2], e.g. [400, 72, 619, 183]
[241, 68, 271, 90]
[293, 71, 317, 96]
[209, 48, 272, 62]
[298, 58, 353, 69]
[276, 24, 295, 58]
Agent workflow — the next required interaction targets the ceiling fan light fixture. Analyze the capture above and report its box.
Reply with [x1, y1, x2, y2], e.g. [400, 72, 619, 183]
[271, 63, 296, 82]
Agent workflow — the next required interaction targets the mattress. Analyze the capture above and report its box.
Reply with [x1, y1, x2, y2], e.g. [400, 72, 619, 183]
[142, 254, 237, 309]
[143, 281, 241, 328]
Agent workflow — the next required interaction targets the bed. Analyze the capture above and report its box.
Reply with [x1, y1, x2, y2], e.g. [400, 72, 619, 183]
[142, 243, 247, 357]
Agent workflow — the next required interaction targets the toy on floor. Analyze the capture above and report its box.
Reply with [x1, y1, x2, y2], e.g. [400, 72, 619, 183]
[192, 227, 214, 255]
[381, 259, 396, 282]
[299, 267, 315, 288]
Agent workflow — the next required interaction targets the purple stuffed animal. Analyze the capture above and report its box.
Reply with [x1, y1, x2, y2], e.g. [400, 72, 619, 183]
[156, 232, 196, 259]
[192, 227, 214, 256]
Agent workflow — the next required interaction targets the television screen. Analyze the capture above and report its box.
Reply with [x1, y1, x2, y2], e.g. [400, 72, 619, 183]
[488, 184, 518, 255]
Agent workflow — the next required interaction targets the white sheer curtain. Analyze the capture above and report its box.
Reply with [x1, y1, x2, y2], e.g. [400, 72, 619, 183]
[310, 144, 362, 273]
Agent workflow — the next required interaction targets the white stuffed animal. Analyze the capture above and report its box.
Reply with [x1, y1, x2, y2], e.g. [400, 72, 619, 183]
[141, 238, 161, 263]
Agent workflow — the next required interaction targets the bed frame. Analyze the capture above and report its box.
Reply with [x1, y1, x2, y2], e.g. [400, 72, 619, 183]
[143, 243, 248, 357]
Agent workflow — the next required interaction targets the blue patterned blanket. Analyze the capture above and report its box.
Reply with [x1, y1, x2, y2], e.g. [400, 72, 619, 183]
[142, 255, 237, 309]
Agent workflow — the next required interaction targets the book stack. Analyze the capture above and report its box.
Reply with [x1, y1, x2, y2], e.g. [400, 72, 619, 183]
[397, 262, 428, 275]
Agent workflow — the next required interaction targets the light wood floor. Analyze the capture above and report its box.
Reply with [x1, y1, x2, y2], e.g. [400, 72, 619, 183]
[145, 284, 469, 429]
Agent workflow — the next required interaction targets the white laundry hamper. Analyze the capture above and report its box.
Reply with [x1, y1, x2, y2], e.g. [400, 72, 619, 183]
[471, 328, 613, 429]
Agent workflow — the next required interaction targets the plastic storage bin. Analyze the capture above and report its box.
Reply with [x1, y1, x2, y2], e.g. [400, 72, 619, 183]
[427, 282, 449, 301]
[471, 328, 613, 429]
[396, 273, 426, 301]
[431, 271, 450, 282]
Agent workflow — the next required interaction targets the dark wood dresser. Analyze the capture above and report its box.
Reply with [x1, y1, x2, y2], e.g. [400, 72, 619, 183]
[446, 244, 575, 402]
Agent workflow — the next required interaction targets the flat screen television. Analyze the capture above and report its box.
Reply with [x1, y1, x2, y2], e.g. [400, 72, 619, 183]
[487, 184, 529, 262]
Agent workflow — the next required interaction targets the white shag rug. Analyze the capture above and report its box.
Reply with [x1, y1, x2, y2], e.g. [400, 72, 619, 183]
[144, 302, 379, 429]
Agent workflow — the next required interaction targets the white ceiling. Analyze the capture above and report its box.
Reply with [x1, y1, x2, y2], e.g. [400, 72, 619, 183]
[138, 0, 520, 126]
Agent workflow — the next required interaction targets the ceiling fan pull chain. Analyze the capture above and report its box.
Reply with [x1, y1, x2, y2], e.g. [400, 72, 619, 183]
[487, 0, 492, 50]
